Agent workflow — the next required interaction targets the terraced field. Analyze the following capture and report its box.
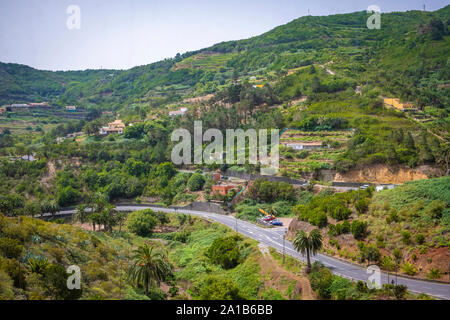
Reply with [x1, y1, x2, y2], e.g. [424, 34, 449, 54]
[279, 129, 353, 178]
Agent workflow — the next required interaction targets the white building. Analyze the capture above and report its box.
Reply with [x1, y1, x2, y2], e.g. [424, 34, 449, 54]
[169, 107, 188, 117]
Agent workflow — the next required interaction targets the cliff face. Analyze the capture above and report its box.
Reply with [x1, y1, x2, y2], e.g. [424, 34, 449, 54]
[332, 165, 442, 184]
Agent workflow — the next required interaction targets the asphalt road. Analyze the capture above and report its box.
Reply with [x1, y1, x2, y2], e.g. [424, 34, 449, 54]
[53, 205, 450, 300]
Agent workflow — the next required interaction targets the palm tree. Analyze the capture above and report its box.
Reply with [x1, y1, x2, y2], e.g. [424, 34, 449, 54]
[100, 204, 118, 232]
[41, 199, 60, 218]
[116, 212, 127, 233]
[73, 204, 89, 225]
[128, 244, 172, 296]
[293, 229, 323, 273]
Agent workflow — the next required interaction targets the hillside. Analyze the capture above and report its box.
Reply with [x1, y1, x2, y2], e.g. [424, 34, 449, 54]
[285, 176, 450, 281]
[1, 7, 449, 111]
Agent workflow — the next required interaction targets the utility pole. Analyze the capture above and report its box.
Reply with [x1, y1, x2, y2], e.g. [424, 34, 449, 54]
[235, 215, 238, 233]
[282, 230, 287, 265]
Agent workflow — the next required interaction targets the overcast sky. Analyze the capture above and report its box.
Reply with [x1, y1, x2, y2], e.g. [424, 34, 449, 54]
[0, 0, 447, 71]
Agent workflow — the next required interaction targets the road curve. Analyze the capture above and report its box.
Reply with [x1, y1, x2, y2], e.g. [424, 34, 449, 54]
[53, 205, 450, 300]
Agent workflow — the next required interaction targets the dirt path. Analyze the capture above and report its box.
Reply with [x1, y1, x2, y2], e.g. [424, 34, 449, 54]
[258, 244, 315, 300]
[41, 161, 56, 189]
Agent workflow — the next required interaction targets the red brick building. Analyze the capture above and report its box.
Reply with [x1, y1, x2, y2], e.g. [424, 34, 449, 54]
[211, 185, 236, 196]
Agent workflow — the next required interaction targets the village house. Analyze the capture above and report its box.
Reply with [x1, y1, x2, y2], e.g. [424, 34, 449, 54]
[383, 98, 418, 112]
[66, 132, 84, 138]
[30, 102, 49, 107]
[284, 142, 324, 151]
[65, 105, 77, 112]
[169, 107, 188, 117]
[211, 184, 237, 196]
[0, 107, 5, 115]
[100, 119, 126, 135]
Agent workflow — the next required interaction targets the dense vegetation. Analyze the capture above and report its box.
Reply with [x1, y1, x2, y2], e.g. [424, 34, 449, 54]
[0, 5, 449, 300]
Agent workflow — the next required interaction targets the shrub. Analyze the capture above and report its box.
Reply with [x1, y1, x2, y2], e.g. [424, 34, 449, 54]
[401, 231, 411, 245]
[415, 234, 425, 245]
[329, 238, 340, 250]
[187, 173, 206, 191]
[56, 186, 80, 207]
[355, 198, 369, 214]
[380, 256, 396, 271]
[247, 179, 296, 203]
[401, 262, 417, 276]
[309, 210, 328, 228]
[335, 220, 350, 235]
[351, 220, 368, 240]
[330, 205, 352, 221]
[0, 270, 14, 299]
[425, 200, 446, 220]
[147, 287, 167, 300]
[309, 265, 333, 299]
[43, 264, 82, 300]
[126, 210, 158, 236]
[329, 277, 353, 300]
[393, 285, 408, 299]
[427, 268, 441, 280]
[360, 244, 380, 263]
[0, 238, 23, 259]
[206, 235, 242, 269]
[196, 276, 243, 300]
[295, 205, 327, 227]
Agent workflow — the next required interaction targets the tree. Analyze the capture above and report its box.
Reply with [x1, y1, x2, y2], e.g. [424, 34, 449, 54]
[83, 120, 102, 136]
[128, 244, 172, 296]
[73, 204, 89, 225]
[41, 199, 60, 218]
[100, 204, 119, 232]
[293, 229, 323, 273]
[206, 236, 241, 269]
[126, 210, 158, 236]
[187, 173, 206, 191]
[116, 212, 127, 232]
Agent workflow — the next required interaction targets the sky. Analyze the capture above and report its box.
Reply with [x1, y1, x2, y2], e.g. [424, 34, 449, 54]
[0, 0, 448, 71]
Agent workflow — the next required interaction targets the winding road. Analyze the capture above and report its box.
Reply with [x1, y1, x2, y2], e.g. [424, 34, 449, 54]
[51, 205, 450, 300]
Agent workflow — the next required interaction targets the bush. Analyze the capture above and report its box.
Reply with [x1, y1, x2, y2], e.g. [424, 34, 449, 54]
[393, 285, 408, 299]
[415, 234, 425, 245]
[309, 265, 333, 299]
[57, 186, 80, 207]
[360, 244, 380, 263]
[295, 206, 327, 227]
[335, 220, 350, 235]
[427, 268, 441, 280]
[0, 238, 23, 259]
[330, 205, 352, 221]
[126, 210, 158, 236]
[426, 200, 446, 220]
[355, 198, 369, 214]
[401, 262, 417, 276]
[401, 231, 411, 245]
[43, 264, 82, 300]
[206, 235, 241, 269]
[187, 173, 206, 191]
[196, 276, 243, 300]
[247, 179, 296, 203]
[147, 287, 167, 300]
[329, 277, 353, 300]
[351, 220, 368, 240]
